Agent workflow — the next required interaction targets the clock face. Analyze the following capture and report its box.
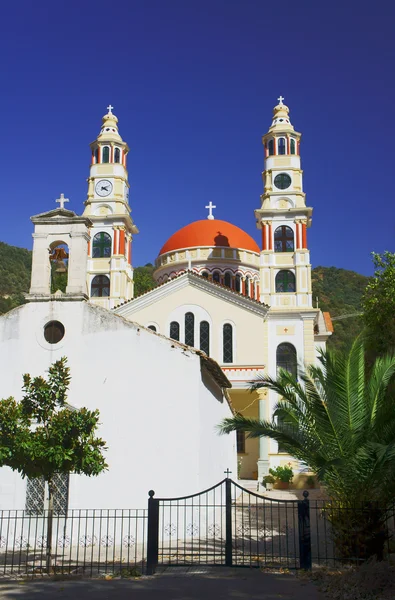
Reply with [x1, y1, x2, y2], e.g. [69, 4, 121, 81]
[95, 179, 113, 197]
[274, 173, 291, 190]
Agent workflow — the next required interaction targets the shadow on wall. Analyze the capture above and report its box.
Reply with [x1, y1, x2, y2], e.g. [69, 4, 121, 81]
[201, 363, 224, 403]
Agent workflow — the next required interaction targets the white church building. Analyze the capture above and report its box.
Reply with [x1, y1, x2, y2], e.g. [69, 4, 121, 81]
[0, 98, 332, 511]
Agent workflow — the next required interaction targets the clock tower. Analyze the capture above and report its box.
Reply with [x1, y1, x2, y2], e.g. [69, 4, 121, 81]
[83, 106, 138, 309]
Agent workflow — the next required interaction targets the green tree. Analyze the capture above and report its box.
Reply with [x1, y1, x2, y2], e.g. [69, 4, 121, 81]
[134, 263, 157, 296]
[0, 358, 108, 570]
[219, 339, 395, 560]
[362, 251, 395, 357]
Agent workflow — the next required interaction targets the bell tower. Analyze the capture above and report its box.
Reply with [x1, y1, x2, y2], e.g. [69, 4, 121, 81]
[83, 106, 138, 309]
[255, 97, 313, 309]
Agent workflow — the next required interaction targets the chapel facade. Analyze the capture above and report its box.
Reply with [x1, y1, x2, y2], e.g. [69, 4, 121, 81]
[80, 98, 332, 481]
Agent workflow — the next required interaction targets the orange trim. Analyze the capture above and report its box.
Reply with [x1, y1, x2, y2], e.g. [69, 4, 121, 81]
[256, 284, 260, 300]
[323, 312, 334, 333]
[302, 223, 307, 249]
[268, 223, 273, 250]
[110, 146, 114, 163]
[128, 241, 132, 264]
[119, 230, 125, 256]
[87, 241, 91, 257]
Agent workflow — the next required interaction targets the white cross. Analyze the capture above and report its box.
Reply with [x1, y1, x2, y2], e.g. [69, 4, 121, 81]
[56, 193, 69, 210]
[205, 201, 216, 220]
[277, 95, 284, 105]
[107, 104, 114, 114]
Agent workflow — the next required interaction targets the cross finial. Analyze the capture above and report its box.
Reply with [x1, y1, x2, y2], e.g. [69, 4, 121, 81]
[205, 201, 216, 220]
[277, 95, 284, 106]
[55, 193, 69, 210]
[107, 104, 114, 114]
[224, 468, 232, 478]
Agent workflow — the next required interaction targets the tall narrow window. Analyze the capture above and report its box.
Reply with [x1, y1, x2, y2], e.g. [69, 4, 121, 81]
[200, 321, 210, 356]
[213, 271, 220, 283]
[92, 232, 112, 258]
[170, 321, 180, 341]
[91, 275, 110, 297]
[102, 146, 110, 163]
[245, 276, 250, 297]
[224, 272, 231, 288]
[275, 270, 296, 292]
[114, 147, 121, 163]
[236, 430, 246, 453]
[94, 147, 99, 163]
[278, 138, 286, 155]
[268, 139, 274, 156]
[290, 138, 296, 154]
[274, 226, 294, 252]
[185, 312, 195, 347]
[235, 274, 241, 293]
[223, 323, 233, 363]
[276, 343, 297, 377]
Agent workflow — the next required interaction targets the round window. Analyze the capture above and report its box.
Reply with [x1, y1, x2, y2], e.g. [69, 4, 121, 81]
[274, 173, 291, 190]
[44, 321, 65, 344]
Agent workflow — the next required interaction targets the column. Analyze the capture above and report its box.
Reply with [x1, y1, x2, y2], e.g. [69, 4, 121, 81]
[256, 387, 270, 481]
[302, 222, 307, 249]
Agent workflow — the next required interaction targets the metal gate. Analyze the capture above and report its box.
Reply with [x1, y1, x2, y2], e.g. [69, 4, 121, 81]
[146, 477, 311, 574]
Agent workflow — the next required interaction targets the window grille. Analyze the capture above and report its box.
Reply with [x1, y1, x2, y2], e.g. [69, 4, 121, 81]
[236, 430, 245, 453]
[235, 275, 241, 292]
[274, 226, 294, 252]
[91, 275, 110, 297]
[268, 139, 274, 155]
[102, 146, 110, 163]
[25, 473, 69, 516]
[92, 232, 112, 258]
[290, 138, 296, 154]
[276, 343, 297, 378]
[170, 321, 180, 341]
[278, 138, 286, 155]
[275, 270, 296, 292]
[185, 312, 195, 347]
[199, 321, 210, 356]
[224, 273, 231, 288]
[114, 147, 121, 163]
[223, 324, 233, 363]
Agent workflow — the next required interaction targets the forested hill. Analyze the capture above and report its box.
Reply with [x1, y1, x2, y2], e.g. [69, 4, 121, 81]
[311, 266, 369, 352]
[0, 241, 369, 353]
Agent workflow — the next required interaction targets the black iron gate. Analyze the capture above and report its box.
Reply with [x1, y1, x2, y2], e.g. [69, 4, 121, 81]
[146, 477, 311, 574]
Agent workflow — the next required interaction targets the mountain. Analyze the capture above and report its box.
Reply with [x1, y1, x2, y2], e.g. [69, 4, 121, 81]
[0, 242, 370, 354]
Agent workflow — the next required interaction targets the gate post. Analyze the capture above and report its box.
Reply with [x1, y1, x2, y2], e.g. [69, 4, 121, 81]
[146, 490, 159, 575]
[298, 491, 312, 570]
[225, 478, 232, 567]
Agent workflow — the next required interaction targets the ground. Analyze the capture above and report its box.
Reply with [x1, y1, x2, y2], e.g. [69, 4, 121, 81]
[0, 567, 322, 599]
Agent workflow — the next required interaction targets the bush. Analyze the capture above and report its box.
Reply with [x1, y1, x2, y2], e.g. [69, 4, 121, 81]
[269, 465, 293, 483]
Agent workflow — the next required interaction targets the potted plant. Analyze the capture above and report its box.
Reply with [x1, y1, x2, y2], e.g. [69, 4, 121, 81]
[262, 474, 275, 491]
[269, 465, 293, 490]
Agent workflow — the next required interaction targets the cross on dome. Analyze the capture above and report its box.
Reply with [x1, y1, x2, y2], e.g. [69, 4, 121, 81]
[277, 95, 285, 105]
[106, 104, 114, 114]
[55, 193, 69, 210]
[205, 201, 216, 220]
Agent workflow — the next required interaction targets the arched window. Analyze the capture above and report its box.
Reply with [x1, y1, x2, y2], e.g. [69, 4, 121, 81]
[224, 272, 231, 288]
[202, 271, 209, 278]
[274, 226, 294, 252]
[278, 138, 286, 155]
[102, 146, 110, 163]
[213, 271, 220, 283]
[170, 321, 180, 341]
[223, 324, 233, 363]
[276, 343, 297, 378]
[235, 274, 241, 293]
[290, 138, 296, 154]
[91, 275, 110, 297]
[185, 312, 195, 347]
[245, 276, 250, 297]
[268, 139, 274, 156]
[114, 147, 121, 163]
[148, 325, 157, 332]
[200, 321, 210, 356]
[92, 232, 112, 258]
[94, 148, 99, 164]
[275, 270, 296, 292]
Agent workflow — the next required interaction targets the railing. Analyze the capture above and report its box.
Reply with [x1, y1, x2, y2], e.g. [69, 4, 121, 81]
[0, 509, 147, 576]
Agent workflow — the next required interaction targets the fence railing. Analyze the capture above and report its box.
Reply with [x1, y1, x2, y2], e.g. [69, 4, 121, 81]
[0, 509, 147, 576]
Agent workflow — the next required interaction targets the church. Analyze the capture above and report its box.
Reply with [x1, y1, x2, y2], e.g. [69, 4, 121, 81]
[0, 97, 332, 510]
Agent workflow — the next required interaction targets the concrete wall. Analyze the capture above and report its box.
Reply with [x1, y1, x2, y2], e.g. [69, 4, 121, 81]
[0, 300, 235, 509]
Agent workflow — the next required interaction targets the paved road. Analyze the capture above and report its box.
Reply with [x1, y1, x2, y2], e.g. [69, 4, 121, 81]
[0, 567, 322, 599]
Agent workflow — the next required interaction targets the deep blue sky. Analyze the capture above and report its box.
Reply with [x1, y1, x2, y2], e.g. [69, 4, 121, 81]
[1, 0, 394, 275]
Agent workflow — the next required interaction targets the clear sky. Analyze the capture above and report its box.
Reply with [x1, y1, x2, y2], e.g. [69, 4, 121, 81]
[1, 0, 394, 275]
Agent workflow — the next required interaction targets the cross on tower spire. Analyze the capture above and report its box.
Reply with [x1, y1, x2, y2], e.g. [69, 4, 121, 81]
[55, 193, 69, 210]
[205, 201, 216, 220]
[107, 104, 114, 114]
[277, 95, 284, 105]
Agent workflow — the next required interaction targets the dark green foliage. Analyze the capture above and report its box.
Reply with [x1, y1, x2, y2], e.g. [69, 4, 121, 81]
[0, 242, 32, 314]
[312, 266, 369, 353]
[134, 263, 157, 296]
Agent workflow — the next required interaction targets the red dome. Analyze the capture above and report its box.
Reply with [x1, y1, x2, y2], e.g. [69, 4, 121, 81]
[159, 220, 260, 255]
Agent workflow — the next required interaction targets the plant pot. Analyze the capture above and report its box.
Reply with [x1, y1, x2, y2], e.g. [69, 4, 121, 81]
[275, 481, 290, 490]
[265, 483, 273, 491]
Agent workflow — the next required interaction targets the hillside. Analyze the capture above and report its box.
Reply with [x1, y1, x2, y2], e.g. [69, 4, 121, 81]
[0, 242, 369, 353]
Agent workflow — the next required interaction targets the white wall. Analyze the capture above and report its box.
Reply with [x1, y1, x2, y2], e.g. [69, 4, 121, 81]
[0, 300, 235, 509]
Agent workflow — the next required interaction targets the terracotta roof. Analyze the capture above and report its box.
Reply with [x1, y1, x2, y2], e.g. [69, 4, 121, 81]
[323, 311, 334, 333]
[159, 219, 260, 255]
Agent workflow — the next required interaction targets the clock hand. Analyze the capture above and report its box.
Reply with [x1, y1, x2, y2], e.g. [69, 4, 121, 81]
[101, 186, 109, 191]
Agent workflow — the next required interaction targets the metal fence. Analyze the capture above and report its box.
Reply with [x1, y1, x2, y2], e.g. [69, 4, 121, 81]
[0, 509, 147, 576]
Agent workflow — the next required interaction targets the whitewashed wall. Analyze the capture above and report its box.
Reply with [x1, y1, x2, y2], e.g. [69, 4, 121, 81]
[0, 301, 235, 509]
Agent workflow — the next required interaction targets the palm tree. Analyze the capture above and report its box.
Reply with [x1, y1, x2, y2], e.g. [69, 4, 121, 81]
[219, 339, 395, 560]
